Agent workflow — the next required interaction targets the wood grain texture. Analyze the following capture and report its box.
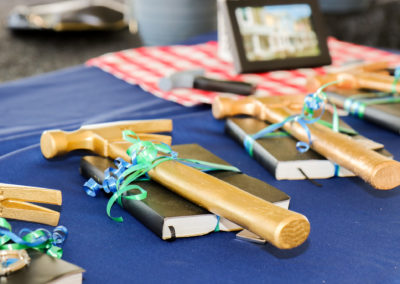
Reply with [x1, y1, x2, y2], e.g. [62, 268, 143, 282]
[306, 61, 393, 92]
[149, 160, 310, 249]
[0, 183, 62, 225]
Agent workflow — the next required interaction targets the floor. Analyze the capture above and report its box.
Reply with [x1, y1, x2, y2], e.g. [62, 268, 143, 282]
[0, 0, 399, 83]
[0, 0, 141, 83]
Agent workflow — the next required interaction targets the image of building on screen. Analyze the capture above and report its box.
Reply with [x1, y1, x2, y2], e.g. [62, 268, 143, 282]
[235, 4, 320, 61]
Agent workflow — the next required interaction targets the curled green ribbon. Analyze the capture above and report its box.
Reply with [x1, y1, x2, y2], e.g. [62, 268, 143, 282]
[0, 218, 66, 258]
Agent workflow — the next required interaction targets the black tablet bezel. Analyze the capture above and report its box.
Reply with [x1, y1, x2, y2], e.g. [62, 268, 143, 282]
[223, 0, 331, 73]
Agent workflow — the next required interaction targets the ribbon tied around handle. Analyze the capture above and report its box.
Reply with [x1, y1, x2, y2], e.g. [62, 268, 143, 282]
[84, 131, 240, 222]
[245, 80, 340, 156]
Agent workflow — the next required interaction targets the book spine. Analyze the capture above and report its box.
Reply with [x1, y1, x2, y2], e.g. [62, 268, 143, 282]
[225, 119, 279, 178]
[327, 92, 400, 134]
[80, 158, 166, 239]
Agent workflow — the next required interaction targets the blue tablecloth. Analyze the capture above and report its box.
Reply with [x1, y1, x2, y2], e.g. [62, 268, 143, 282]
[0, 46, 399, 283]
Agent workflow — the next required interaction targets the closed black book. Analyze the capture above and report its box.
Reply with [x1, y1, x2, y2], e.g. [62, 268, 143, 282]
[80, 144, 290, 240]
[5, 250, 84, 284]
[326, 91, 400, 134]
[226, 117, 392, 180]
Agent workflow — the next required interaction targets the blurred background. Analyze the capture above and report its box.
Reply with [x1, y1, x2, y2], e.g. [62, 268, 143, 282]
[0, 0, 399, 83]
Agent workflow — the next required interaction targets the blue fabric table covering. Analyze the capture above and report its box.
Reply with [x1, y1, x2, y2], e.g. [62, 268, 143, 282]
[0, 51, 399, 282]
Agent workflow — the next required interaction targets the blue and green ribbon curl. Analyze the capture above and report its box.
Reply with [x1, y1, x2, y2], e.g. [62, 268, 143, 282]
[0, 217, 67, 258]
[84, 131, 240, 222]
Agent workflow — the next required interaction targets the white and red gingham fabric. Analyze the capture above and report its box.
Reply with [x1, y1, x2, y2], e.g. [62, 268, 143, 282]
[86, 38, 400, 106]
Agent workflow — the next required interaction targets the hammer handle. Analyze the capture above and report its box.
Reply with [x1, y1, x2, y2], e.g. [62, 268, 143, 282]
[212, 96, 400, 190]
[307, 61, 390, 92]
[348, 72, 400, 93]
[307, 71, 398, 93]
[149, 160, 310, 249]
[193, 76, 255, 95]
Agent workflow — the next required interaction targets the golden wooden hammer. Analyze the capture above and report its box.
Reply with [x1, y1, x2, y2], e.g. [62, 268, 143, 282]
[40, 119, 310, 249]
[306, 61, 398, 93]
[212, 95, 400, 190]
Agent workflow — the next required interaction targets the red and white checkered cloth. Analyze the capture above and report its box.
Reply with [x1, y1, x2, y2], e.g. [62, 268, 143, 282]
[86, 38, 400, 106]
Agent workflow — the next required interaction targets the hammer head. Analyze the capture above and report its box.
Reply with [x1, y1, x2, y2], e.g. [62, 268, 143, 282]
[159, 69, 205, 91]
[40, 120, 173, 159]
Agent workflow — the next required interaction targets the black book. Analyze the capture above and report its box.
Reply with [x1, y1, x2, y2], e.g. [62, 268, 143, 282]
[80, 144, 290, 240]
[5, 250, 84, 284]
[326, 91, 400, 134]
[226, 117, 392, 180]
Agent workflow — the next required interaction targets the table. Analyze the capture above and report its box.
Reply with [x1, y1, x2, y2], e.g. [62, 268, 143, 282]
[0, 50, 399, 283]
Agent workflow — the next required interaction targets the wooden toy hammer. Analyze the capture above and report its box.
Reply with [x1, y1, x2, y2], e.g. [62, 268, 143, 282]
[212, 95, 400, 190]
[41, 119, 310, 249]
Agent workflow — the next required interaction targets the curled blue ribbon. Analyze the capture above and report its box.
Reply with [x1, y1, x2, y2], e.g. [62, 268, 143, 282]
[0, 218, 68, 258]
[83, 157, 133, 197]
[392, 65, 400, 94]
[103, 168, 118, 194]
[83, 178, 102, 197]
[0, 229, 49, 247]
[50, 226, 68, 245]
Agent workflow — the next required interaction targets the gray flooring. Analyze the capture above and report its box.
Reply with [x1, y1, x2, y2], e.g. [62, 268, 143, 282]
[0, 0, 399, 83]
[0, 0, 141, 83]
